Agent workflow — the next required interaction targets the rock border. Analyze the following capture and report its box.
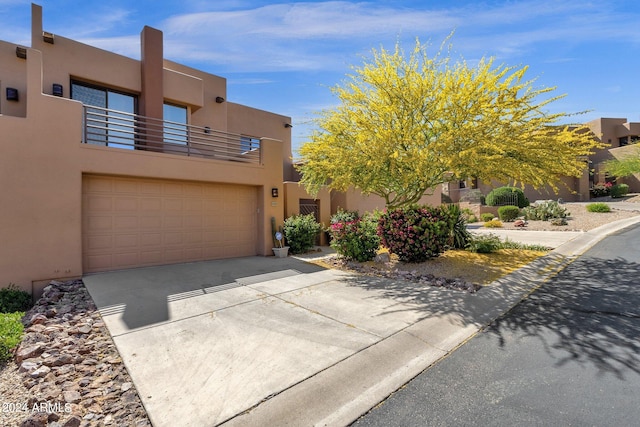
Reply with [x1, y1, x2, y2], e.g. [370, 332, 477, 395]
[10, 280, 150, 427]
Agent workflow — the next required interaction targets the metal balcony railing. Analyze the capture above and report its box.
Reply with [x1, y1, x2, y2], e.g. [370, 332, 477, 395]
[82, 106, 261, 164]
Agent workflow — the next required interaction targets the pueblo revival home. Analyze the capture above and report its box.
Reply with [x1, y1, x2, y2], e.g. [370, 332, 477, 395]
[1, 5, 439, 295]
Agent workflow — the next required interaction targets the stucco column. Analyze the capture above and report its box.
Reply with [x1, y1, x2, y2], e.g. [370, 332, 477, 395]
[140, 26, 164, 151]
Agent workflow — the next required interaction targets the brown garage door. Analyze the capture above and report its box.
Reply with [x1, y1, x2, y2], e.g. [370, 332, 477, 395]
[82, 175, 258, 273]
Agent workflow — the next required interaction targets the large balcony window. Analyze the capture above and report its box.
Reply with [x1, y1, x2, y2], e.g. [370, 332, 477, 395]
[71, 81, 137, 149]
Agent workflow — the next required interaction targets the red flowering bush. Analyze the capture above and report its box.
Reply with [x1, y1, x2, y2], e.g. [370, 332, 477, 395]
[591, 182, 613, 198]
[329, 211, 380, 262]
[377, 205, 450, 263]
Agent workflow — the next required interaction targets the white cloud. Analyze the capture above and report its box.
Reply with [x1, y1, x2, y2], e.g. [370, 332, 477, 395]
[152, 0, 640, 72]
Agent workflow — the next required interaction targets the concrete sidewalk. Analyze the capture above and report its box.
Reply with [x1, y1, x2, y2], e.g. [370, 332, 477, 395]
[83, 215, 640, 427]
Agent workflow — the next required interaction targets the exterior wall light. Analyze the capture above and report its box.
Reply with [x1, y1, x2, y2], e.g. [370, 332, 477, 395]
[271, 188, 279, 198]
[284, 123, 293, 128]
[43, 32, 55, 44]
[204, 126, 211, 134]
[52, 83, 63, 97]
[215, 96, 225, 103]
[16, 46, 27, 59]
[6, 88, 19, 101]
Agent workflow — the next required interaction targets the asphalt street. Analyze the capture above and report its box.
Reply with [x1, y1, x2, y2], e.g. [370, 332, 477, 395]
[352, 223, 640, 426]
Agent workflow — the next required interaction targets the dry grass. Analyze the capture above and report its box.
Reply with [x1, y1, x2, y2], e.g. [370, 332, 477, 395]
[392, 249, 547, 285]
[315, 248, 547, 286]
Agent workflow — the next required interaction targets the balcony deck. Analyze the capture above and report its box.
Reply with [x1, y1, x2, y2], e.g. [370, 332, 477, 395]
[82, 106, 261, 164]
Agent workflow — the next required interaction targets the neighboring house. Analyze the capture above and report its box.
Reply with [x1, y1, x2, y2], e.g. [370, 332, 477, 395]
[1, 5, 291, 294]
[587, 117, 640, 192]
[444, 118, 640, 204]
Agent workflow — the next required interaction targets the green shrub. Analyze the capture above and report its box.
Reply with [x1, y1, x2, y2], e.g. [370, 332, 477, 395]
[586, 202, 611, 213]
[497, 205, 520, 222]
[484, 219, 503, 228]
[521, 200, 569, 221]
[467, 214, 478, 223]
[466, 234, 501, 253]
[377, 205, 450, 263]
[610, 183, 630, 198]
[330, 209, 359, 224]
[480, 213, 495, 222]
[485, 187, 529, 208]
[283, 214, 323, 254]
[0, 312, 24, 363]
[440, 204, 472, 249]
[499, 239, 551, 251]
[0, 284, 32, 314]
[329, 211, 380, 262]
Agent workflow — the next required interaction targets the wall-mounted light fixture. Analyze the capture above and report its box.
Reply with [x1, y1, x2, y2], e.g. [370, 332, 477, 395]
[6, 88, 19, 101]
[16, 46, 27, 59]
[43, 31, 55, 44]
[204, 126, 211, 134]
[284, 123, 293, 128]
[52, 83, 63, 97]
[215, 96, 225, 103]
[271, 188, 279, 198]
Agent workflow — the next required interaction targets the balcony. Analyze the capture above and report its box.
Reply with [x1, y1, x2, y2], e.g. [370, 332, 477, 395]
[82, 106, 261, 164]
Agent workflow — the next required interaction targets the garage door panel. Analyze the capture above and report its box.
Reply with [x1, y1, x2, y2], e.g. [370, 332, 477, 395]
[87, 216, 112, 231]
[87, 235, 112, 250]
[114, 216, 139, 229]
[114, 197, 139, 212]
[83, 175, 258, 273]
[140, 250, 162, 264]
[86, 195, 113, 211]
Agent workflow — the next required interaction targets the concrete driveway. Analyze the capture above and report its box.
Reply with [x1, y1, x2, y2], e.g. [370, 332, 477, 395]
[82, 216, 640, 426]
[83, 254, 557, 426]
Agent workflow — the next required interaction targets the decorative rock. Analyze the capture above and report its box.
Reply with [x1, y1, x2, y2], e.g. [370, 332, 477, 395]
[61, 416, 81, 427]
[29, 313, 48, 326]
[19, 411, 49, 427]
[15, 343, 45, 363]
[8, 279, 151, 427]
[29, 365, 51, 378]
[19, 360, 39, 373]
[43, 354, 74, 367]
[63, 390, 82, 404]
[374, 252, 391, 263]
[77, 325, 92, 334]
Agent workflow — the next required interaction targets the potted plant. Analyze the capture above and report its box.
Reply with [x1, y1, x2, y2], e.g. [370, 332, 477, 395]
[272, 231, 289, 258]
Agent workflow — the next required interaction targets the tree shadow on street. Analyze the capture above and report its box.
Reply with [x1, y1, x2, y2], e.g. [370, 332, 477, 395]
[489, 256, 640, 379]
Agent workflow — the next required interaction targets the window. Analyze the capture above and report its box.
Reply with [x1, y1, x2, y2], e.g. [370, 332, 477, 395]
[72, 81, 137, 149]
[163, 103, 188, 145]
[240, 136, 260, 153]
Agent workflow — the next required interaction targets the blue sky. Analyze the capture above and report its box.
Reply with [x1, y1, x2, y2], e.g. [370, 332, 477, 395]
[2, 0, 639, 154]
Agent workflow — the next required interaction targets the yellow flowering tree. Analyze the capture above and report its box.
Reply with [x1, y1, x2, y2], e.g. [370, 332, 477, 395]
[296, 39, 604, 209]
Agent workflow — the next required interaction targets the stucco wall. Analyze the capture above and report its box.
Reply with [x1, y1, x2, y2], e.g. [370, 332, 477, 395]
[0, 46, 285, 293]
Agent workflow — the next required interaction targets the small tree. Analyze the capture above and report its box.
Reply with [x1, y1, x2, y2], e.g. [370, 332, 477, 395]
[297, 38, 604, 209]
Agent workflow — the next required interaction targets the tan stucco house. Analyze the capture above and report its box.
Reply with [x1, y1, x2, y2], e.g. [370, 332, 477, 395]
[1, 4, 440, 295]
[1, 5, 295, 294]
